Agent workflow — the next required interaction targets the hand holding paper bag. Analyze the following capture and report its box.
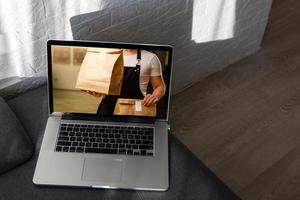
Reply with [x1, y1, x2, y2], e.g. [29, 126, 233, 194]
[75, 48, 124, 95]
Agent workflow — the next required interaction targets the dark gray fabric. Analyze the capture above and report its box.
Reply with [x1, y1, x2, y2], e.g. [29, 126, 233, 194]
[7, 85, 48, 153]
[0, 77, 240, 200]
[0, 77, 24, 90]
[0, 135, 240, 200]
[0, 96, 33, 175]
[0, 76, 47, 101]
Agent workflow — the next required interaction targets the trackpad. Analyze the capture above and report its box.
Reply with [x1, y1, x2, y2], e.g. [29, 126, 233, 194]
[82, 158, 123, 182]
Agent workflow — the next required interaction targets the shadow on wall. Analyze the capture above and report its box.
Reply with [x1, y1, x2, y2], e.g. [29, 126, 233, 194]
[69, 0, 271, 94]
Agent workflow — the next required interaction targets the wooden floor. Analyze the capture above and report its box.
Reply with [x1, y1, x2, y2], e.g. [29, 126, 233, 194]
[169, 0, 300, 199]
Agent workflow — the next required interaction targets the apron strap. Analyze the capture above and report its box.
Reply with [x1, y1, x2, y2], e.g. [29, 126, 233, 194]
[137, 50, 141, 66]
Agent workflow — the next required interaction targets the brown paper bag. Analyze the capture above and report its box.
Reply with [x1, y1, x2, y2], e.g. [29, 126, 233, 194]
[113, 98, 156, 117]
[75, 48, 124, 95]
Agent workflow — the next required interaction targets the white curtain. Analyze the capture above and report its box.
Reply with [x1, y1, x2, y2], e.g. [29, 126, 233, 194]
[0, 0, 103, 79]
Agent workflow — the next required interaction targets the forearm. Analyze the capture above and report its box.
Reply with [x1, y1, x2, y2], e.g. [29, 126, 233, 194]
[152, 85, 165, 100]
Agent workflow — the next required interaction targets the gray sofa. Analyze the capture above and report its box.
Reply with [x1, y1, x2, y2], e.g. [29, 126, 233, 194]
[0, 77, 240, 200]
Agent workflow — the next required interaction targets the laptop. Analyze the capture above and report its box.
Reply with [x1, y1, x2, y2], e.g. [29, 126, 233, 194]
[33, 40, 173, 191]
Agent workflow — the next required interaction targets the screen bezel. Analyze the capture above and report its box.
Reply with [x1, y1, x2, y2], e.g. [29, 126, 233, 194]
[47, 39, 173, 121]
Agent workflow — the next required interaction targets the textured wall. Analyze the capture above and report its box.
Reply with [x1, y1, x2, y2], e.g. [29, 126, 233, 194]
[0, 0, 272, 94]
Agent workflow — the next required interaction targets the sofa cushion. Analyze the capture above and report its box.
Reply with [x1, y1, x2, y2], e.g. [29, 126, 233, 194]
[0, 96, 33, 175]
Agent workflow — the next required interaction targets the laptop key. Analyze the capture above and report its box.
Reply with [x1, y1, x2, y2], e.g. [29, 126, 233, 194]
[87, 128, 92, 132]
[69, 132, 75, 136]
[92, 143, 98, 148]
[86, 142, 91, 147]
[72, 142, 78, 146]
[57, 141, 71, 146]
[79, 142, 85, 147]
[96, 133, 101, 137]
[82, 132, 88, 137]
[119, 149, 126, 154]
[148, 136, 153, 140]
[110, 139, 115, 143]
[76, 147, 84, 152]
[76, 132, 81, 136]
[116, 139, 122, 143]
[85, 148, 118, 154]
[99, 129, 105, 133]
[143, 140, 151, 145]
[55, 146, 62, 152]
[70, 147, 76, 152]
[102, 133, 108, 138]
[139, 145, 153, 150]
[93, 128, 98, 132]
[141, 135, 147, 140]
[58, 136, 69, 141]
[59, 131, 68, 136]
[145, 131, 152, 135]
[130, 140, 135, 144]
[141, 150, 146, 155]
[136, 140, 142, 144]
[128, 135, 134, 139]
[99, 143, 105, 148]
[63, 146, 69, 152]
[135, 135, 140, 139]
[89, 133, 95, 137]
[123, 139, 129, 144]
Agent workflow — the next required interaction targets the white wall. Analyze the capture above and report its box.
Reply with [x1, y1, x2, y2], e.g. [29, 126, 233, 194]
[0, 0, 273, 94]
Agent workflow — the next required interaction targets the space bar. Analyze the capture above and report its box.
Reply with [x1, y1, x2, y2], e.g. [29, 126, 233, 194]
[85, 148, 118, 154]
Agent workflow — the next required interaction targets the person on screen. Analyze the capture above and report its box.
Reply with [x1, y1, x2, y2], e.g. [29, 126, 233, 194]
[85, 49, 166, 115]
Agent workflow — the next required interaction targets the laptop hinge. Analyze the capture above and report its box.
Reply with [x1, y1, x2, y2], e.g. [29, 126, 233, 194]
[61, 113, 155, 124]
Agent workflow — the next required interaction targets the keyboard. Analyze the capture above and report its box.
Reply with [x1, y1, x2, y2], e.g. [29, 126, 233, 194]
[55, 123, 154, 156]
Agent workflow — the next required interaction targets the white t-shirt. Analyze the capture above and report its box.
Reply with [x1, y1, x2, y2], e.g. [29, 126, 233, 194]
[123, 50, 163, 96]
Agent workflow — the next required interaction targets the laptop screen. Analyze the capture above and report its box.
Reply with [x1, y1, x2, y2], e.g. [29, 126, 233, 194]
[48, 40, 173, 120]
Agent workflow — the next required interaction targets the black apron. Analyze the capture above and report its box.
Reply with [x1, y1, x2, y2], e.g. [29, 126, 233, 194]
[97, 50, 144, 115]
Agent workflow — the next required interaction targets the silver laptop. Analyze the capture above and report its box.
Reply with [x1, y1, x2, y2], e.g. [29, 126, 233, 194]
[33, 40, 173, 191]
